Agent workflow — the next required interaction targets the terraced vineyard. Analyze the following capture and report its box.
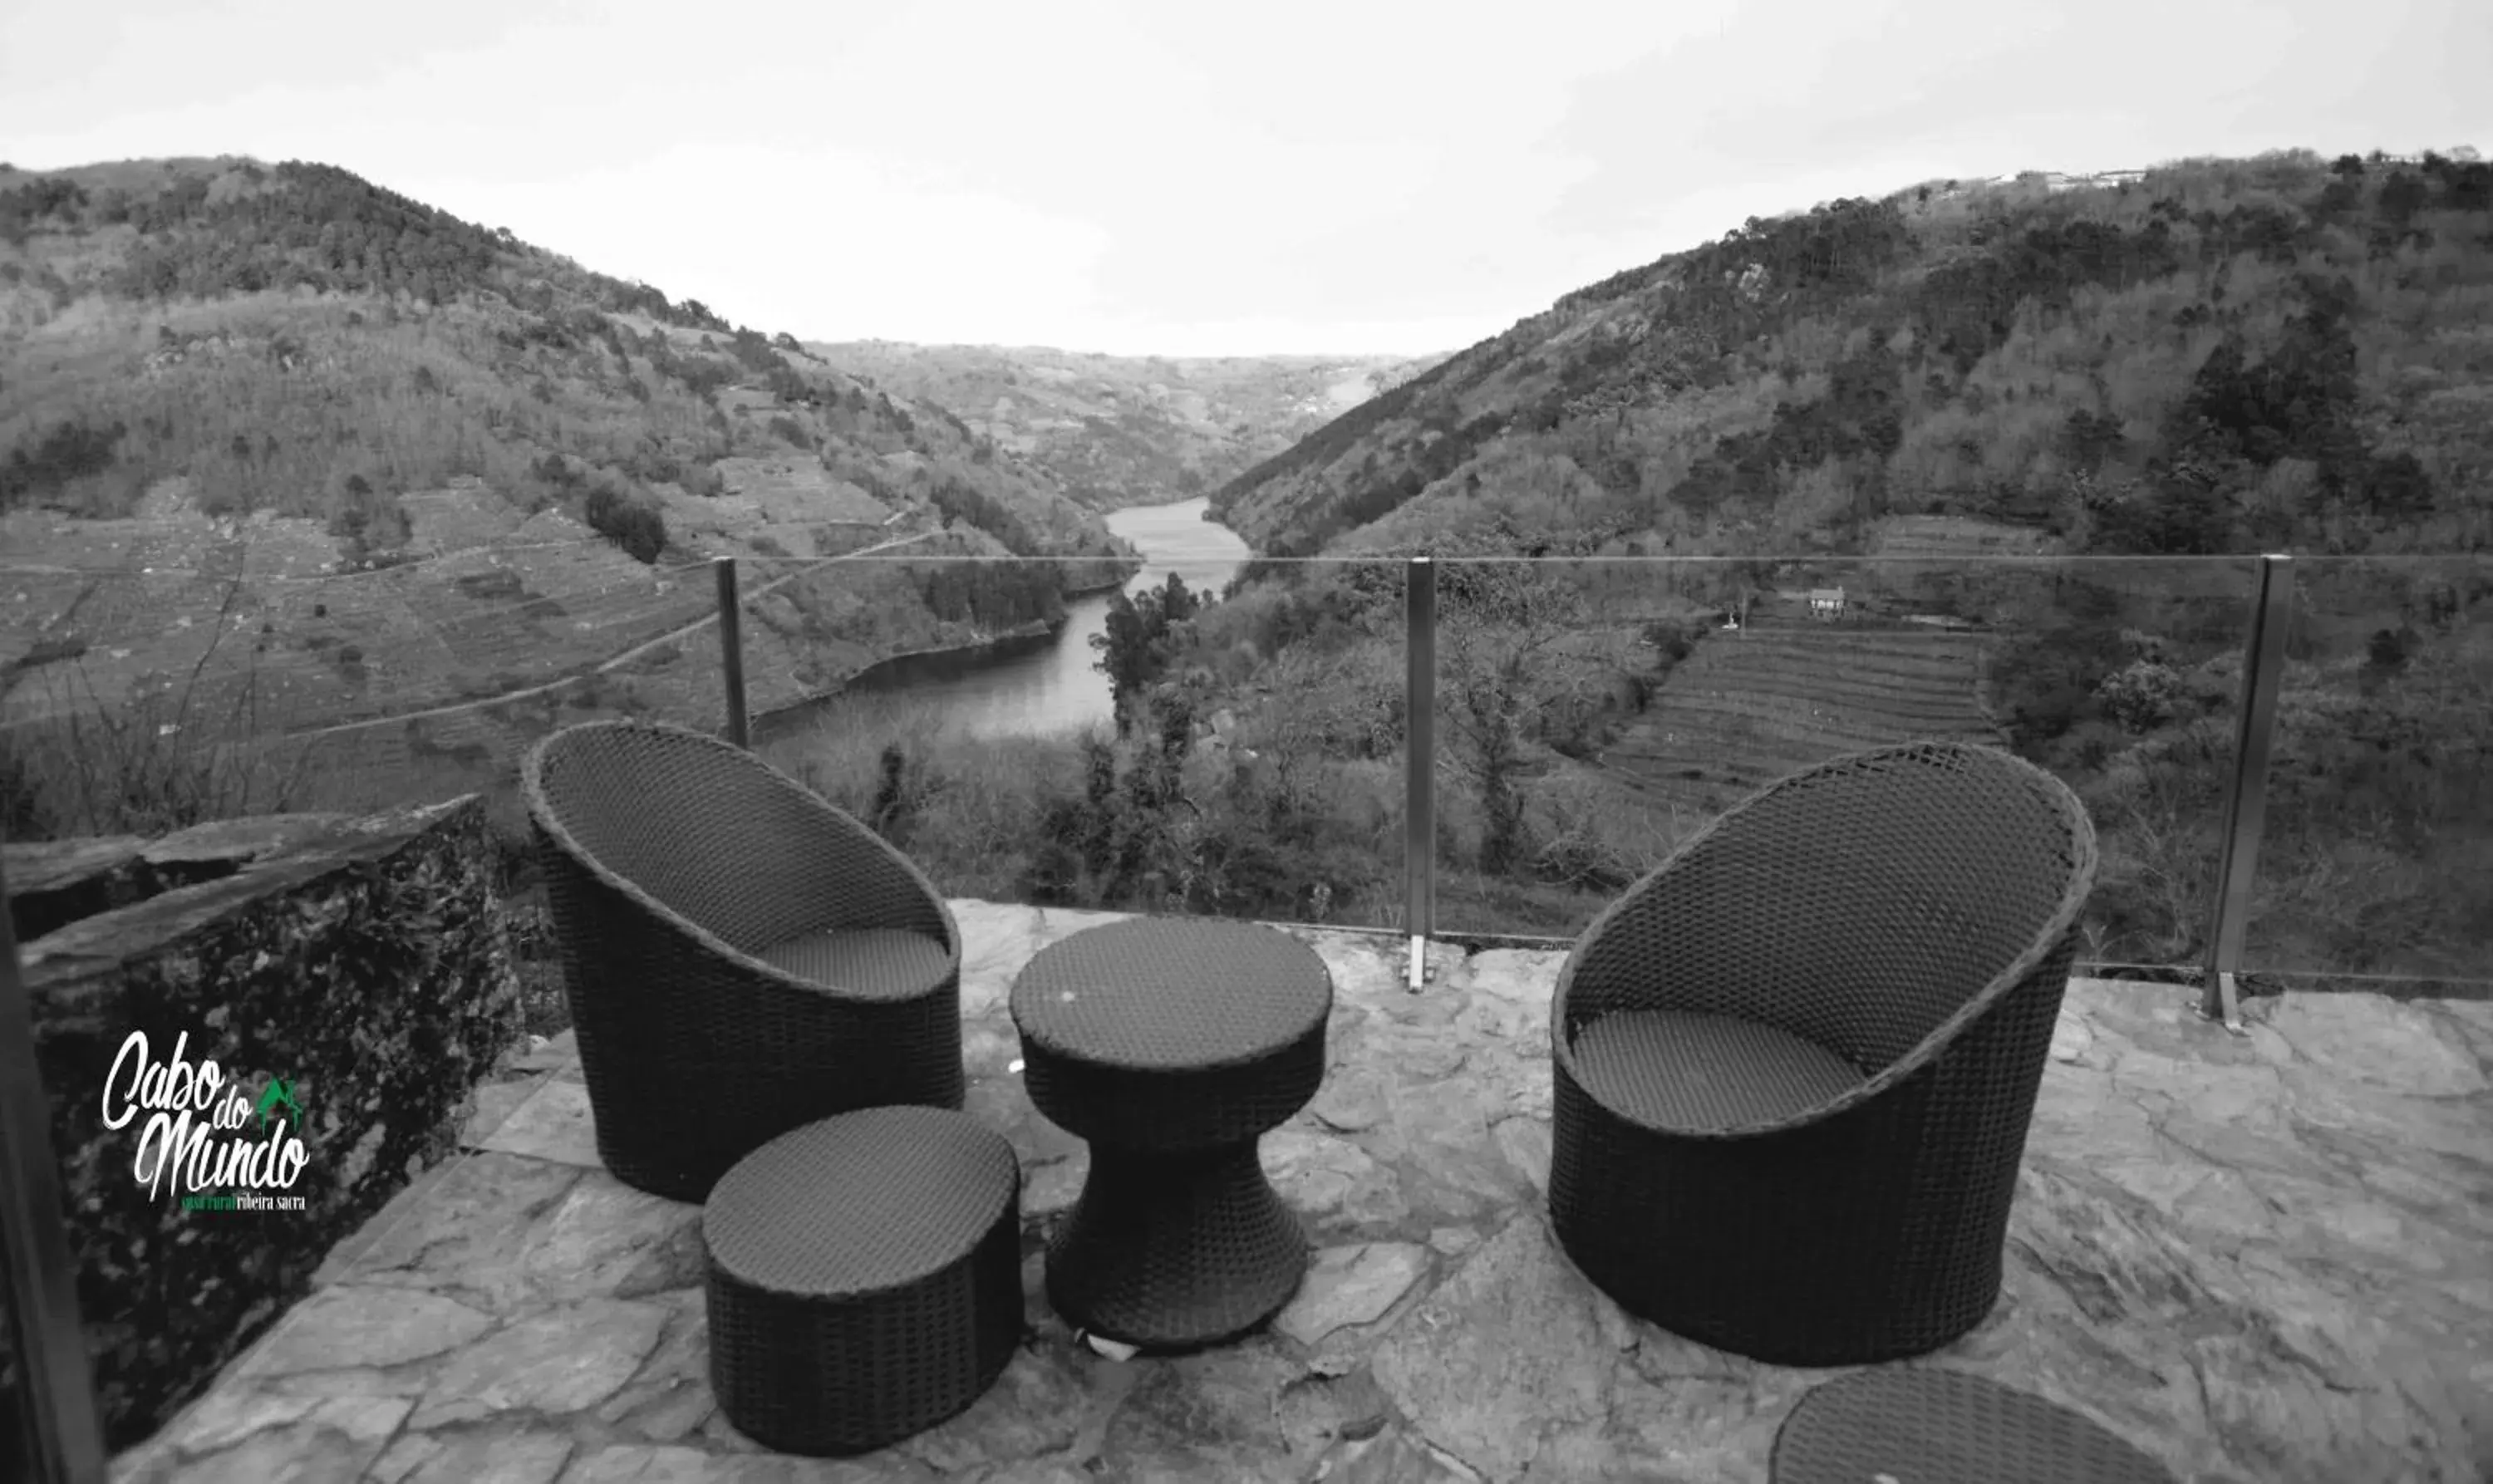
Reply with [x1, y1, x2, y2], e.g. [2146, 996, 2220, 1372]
[1869, 513, 2059, 561]
[1596, 601, 2004, 815]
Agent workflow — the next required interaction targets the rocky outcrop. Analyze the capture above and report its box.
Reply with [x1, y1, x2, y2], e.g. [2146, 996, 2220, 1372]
[4, 798, 521, 1452]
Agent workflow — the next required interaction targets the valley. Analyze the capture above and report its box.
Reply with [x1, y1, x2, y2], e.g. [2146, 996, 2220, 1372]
[809, 340, 1445, 509]
[4, 147, 2490, 991]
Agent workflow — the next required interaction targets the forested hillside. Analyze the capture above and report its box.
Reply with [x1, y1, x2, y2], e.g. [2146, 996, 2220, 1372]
[0, 156, 1134, 840]
[1136, 149, 2489, 985]
[0, 156, 1128, 566]
[1212, 150, 2491, 561]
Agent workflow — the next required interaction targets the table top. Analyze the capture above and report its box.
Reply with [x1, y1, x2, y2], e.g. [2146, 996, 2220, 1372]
[704, 1107, 1018, 1298]
[1010, 917, 1332, 1072]
[1770, 1366, 2173, 1484]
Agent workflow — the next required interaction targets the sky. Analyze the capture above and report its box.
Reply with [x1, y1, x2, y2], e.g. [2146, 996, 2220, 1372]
[3, 0, 2486, 358]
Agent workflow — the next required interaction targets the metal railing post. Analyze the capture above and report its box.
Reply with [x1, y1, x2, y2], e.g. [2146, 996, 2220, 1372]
[0, 848, 112, 1483]
[714, 558, 750, 749]
[1404, 557, 1437, 990]
[2201, 553, 2294, 1029]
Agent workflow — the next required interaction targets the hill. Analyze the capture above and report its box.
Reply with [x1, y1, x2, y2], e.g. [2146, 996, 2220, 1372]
[804, 341, 1445, 509]
[1209, 150, 2493, 561]
[3, 150, 2484, 990]
[1153, 148, 2491, 982]
[0, 156, 1138, 824]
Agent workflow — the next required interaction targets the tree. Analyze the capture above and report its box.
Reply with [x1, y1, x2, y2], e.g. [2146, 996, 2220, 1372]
[2087, 458, 2233, 557]
[1, 418, 127, 509]
[2366, 627, 2412, 675]
[2378, 170, 2431, 228]
[584, 485, 666, 563]
[867, 743, 917, 846]
[2367, 451, 2434, 520]
[1436, 564, 1595, 875]
[1089, 575, 1200, 735]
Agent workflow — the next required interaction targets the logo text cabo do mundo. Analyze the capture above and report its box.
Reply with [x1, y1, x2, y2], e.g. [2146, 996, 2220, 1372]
[101, 1031, 309, 1209]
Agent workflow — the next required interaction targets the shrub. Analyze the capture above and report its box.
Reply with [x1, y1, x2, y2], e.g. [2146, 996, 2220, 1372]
[2, 418, 128, 509]
[2095, 661, 2183, 732]
[583, 484, 666, 563]
[0, 660, 317, 841]
[327, 475, 409, 562]
[624, 448, 684, 485]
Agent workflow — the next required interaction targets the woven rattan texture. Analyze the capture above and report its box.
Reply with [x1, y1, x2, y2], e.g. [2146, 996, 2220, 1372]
[524, 720, 967, 1203]
[1556, 741, 2093, 1080]
[1045, 1143, 1309, 1350]
[1769, 1367, 2175, 1484]
[705, 1108, 1018, 1296]
[1012, 917, 1332, 1070]
[1008, 917, 1329, 1347]
[704, 1108, 1022, 1457]
[1548, 740, 2097, 1367]
[1020, 1019, 1326, 1150]
[755, 928, 955, 1004]
[1571, 1010, 1864, 1131]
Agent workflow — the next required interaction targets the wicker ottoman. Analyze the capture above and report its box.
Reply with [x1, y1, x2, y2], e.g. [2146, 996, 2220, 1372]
[703, 1106, 1022, 1456]
[1010, 916, 1332, 1350]
[1771, 1368, 2175, 1483]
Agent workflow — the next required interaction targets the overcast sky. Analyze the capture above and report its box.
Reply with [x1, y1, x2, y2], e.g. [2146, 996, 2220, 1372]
[4, 0, 2485, 356]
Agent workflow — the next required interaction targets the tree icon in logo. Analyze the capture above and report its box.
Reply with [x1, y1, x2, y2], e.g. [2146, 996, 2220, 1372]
[253, 1076, 305, 1133]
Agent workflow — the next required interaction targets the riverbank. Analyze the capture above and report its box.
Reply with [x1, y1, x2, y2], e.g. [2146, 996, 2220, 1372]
[745, 546, 1156, 744]
[1062, 575, 1131, 598]
[748, 496, 1251, 744]
[1061, 556, 1146, 599]
[748, 612, 1070, 744]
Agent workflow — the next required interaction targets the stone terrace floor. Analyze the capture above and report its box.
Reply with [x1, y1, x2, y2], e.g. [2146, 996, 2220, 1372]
[112, 902, 2493, 1484]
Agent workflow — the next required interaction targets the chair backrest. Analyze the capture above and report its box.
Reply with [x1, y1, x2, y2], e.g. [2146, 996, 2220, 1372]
[524, 720, 868, 954]
[1561, 741, 2097, 1076]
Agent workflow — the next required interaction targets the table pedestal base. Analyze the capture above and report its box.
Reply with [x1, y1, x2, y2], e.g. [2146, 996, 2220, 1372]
[1046, 1141, 1306, 1350]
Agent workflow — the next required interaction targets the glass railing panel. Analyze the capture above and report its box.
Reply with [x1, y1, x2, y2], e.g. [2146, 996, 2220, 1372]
[0, 528, 772, 1044]
[0, 523, 724, 835]
[2008, 554, 2259, 976]
[753, 555, 1413, 932]
[1428, 554, 2257, 966]
[1425, 557, 1693, 941]
[2240, 554, 2493, 995]
[0, 533, 1415, 1023]
[2, 1276, 24, 1483]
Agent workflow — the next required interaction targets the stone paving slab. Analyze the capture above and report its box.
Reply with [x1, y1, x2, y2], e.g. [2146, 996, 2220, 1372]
[111, 903, 2493, 1484]
[481, 1080, 603, 1170]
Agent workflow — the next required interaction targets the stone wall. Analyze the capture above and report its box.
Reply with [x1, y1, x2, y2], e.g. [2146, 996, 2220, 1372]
[2, 796, 522, 1452]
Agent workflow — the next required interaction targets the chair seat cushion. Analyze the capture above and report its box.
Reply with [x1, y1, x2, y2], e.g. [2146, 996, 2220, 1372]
[755, 926, 952, 1001]
[1570, 1009, 1864, 1132]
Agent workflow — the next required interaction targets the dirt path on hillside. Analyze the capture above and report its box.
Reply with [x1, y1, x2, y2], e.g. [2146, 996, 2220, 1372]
[280, 531, 942, 740]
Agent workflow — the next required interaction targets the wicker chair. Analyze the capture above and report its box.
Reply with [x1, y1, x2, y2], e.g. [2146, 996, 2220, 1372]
[1548, 740, 2097, 1366]
[523, 720, 965, 1203]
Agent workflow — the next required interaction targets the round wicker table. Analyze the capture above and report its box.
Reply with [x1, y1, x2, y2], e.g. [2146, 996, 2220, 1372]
[1010, 916, 1333, 1350]
[703, 1106, 1022, 1456]
[1770, 1368, 2176, 1484]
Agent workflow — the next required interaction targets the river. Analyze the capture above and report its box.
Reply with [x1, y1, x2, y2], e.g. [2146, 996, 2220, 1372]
[821, 496, 1251, 740]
